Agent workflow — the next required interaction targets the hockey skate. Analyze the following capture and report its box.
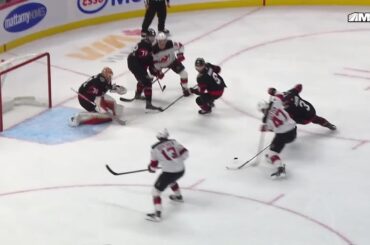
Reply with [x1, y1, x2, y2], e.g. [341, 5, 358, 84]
[169, 194, 184, 202]
[326, 123, 336, 131]
[134, 92, 146, 100]
[146, 102, 163, 112]
[146, 211, 161, 222]
[198, 108, 212, 115]
[270, 165, 286, 179]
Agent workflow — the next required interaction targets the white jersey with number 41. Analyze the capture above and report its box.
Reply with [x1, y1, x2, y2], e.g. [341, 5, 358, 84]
[266, 96, 296, 134]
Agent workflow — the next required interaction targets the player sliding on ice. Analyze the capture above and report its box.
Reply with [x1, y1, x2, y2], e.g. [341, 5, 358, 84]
[268, 84, 336, 130]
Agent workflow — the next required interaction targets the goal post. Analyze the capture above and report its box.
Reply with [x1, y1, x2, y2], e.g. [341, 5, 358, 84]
[0, 52, 52, 132]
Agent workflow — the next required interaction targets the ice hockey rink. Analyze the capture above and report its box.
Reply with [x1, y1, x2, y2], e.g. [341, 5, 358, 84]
[1, 5, 370, 245]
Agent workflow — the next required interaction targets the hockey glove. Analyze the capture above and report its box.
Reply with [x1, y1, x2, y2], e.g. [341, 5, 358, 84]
[148, 164, 156, 173]
[156, 71, 164, 80]
[183, 89, 191, 97]
[268, 87, 277, 96]
[294, 84, 302, 93]
[111, 84, 127, 95]
[260, 124, 271, 132]
[190, 87, 200, 95]
[176, 53, 185, 62]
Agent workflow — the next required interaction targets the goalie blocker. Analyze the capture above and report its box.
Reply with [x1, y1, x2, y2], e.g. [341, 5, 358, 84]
[69, 67, 127, 127]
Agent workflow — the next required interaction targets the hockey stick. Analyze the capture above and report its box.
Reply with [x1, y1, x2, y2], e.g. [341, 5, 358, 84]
[119, 69, 171, 102]
[161, 84, 198, 111]
[226, 144, 271, 170]
[152, 68, 170, 92]
[70, 88, 126, 125]
[250, 132, 265, 167]
[106, 165, 148, 175]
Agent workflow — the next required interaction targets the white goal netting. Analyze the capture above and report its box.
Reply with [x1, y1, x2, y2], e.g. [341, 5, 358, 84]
[0, 53, 52, 131]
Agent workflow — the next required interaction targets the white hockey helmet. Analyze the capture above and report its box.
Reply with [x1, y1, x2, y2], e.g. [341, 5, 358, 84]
[257, 100, 269, 112]
[157, 32, 167, 48]
[157, 32, 167, 41]
[156, 128, 169, 140]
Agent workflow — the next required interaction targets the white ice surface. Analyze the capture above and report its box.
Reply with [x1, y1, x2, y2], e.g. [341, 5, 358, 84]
[1, 6, 370, 245]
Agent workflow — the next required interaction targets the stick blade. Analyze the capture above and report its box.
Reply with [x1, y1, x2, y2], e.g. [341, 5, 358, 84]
[226, 165, 241, 170]
[106, 164, 119, 175]
[120, 97, 135, 102]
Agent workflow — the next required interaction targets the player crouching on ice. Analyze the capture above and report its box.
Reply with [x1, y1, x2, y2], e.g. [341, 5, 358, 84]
[150, 32, 191, 96]
[190, 58, 226, 114]
[258, 96, 297, 179]
[69, 67, 127, 127]
[146, 128, 189, 222]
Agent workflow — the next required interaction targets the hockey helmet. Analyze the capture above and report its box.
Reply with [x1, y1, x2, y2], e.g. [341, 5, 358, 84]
[195, 57, 205, 72]
[101, 67, 113, 83]
[257, 100, 269, 112]
[145, 28, 156, 43]
[157, 32, 167, 49]
[156, 128, 169, 140]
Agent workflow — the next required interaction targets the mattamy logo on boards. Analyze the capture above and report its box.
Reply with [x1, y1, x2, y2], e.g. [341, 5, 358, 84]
[3, 2, 47, 32]
[348, 12, 370, 22]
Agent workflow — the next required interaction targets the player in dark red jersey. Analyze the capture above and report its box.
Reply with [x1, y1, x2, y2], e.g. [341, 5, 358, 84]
[127, 28, 161, 110]
[151, 32, 190, 96]
[190, 58, 226, 114]
[268, 84, 336, 130]
[69, 67, 126, 126]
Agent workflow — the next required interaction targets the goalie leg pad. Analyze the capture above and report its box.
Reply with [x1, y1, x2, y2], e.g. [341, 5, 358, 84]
[77, 112, 112, 125]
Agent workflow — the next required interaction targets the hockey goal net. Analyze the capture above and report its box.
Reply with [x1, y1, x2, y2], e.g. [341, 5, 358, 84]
[0, 52, 52, 132]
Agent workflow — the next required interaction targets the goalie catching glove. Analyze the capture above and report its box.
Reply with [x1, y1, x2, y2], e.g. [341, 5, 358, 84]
[111, 84, 127, 95]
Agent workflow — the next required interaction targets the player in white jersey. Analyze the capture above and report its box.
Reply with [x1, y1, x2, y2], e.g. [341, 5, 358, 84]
[258, 95, 297, 178]
[150, 32, 191, 96]
[146, 128, 189, 222]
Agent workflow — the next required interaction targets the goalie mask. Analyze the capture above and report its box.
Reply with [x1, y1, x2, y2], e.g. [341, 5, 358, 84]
[156, 128, 169, 140]
[101, 67, 113, 83]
